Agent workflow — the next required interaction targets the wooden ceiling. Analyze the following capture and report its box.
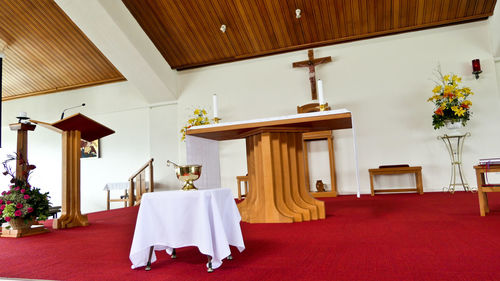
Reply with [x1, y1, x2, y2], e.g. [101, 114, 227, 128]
[123, 0, 497, 70]
[0, 0, 125, 101]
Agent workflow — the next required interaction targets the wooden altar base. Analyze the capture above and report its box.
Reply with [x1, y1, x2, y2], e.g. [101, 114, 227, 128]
[237, 129, 325, 223]
[1, 225, 49, 238]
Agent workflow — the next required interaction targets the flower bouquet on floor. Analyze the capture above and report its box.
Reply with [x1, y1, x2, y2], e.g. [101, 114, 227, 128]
[427, 71, 474, 130]
[0, 154, 51, 230]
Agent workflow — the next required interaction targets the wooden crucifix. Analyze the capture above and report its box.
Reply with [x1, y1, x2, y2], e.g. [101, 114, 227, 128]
[292, 49, 332, 100]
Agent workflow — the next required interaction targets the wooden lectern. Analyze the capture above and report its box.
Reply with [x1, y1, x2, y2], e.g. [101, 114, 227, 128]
[186, 110, 352, 223]
[32, 114, 114, 229]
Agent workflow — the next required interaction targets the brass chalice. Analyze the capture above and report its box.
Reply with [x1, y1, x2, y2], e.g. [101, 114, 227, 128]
[167, 160, 202, 190]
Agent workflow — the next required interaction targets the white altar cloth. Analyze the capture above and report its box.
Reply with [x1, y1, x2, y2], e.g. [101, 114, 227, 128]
[129, 188, 245, 270]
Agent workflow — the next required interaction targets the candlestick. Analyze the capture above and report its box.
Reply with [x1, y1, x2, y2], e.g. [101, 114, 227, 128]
[213, 94, 218, 118]
[317, 79, 325, 107]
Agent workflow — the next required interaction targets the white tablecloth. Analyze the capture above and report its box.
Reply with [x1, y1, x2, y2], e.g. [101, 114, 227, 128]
[129, 188, 245, 270]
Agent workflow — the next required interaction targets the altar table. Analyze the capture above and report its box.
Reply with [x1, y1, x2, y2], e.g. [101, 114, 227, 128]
[187, 109, 359, 223]
[129, 188, 245, 271]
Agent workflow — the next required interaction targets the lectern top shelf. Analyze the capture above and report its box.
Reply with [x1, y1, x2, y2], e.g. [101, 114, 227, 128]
[186, 109, 352, 141]
[51, 113, 115, 142]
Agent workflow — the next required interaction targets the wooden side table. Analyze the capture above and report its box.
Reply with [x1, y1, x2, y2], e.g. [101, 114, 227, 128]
[474, 165, 500, 216]
[369, 166, 424, 196]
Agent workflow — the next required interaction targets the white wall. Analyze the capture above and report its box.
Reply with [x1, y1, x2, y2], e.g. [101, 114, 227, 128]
[1, 81, 180, 213]
[177, 21, 500, 195]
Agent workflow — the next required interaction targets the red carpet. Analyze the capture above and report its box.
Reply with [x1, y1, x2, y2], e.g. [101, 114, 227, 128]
[1, 191, 500, 281]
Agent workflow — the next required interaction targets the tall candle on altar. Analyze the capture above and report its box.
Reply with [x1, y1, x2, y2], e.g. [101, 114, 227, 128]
[212, 94, 218, 118]
[317, 79, 325, 105]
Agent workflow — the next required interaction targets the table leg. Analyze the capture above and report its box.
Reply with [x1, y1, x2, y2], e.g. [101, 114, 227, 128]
[171, 248, 176, 259]
[369, 173, 375, 196]
[207, 256, 213, 273]
[107, 190, 110, 210]
[145, 246, 154, 271]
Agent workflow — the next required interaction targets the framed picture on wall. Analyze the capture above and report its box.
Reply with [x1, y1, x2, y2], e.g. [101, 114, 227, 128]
[81, 139, 100, 158]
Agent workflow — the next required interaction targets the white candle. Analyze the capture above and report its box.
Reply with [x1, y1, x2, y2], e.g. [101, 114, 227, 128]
[213, 94, 218, 118]
[317, 79, 325, 105]
[19, 112, 27, 118]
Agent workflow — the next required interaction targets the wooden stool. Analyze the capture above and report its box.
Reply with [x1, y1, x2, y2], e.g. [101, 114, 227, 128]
[236, 176, 249, 200]
[369, 165, 423, 196]
[474, 164, 500, 216]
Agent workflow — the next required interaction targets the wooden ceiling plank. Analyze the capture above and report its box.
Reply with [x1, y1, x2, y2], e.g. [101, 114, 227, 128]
[360, 0, 370, 35]
[310, 0, 326, 41]
[366, 0, 377, 33]
[325, 0, 341, 39]
[392, 0, 400, 28]
[185, 0, 230, 60]
[173, 0, 219, 63]
[457, 0, 469, 17]
[447, 0, 460, 20]
[484, 0, 497, 14]
[216, 0, 254, 56]
[293, 0, 317, 43]
[125, 0, 184, 68]
[465, 0, 479, 16]
[423, 0, 441, 24]
[1, 0, 124, 99]
[416, 0, 425, 25]
[322, 0, 338, 39]
[26, 1, 99, 83]
[264, 0, 291, 48]
[277, 0, 304, 46]
[333, 0, 347, 38]
[208, 0, 240, 57]
[256, 0, 280, 49]
[350, 0, 362, 36]
[342, 0, 354, 36]
[233, 0, 266, 52]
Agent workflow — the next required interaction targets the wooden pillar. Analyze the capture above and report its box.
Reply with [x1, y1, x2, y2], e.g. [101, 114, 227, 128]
[238, 129, 325, 223]
[9, 123, 36, 181]
[53, 130, 88, 229]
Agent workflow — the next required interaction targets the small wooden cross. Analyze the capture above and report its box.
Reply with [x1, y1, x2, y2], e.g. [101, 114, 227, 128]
[292, 49, 332, 100]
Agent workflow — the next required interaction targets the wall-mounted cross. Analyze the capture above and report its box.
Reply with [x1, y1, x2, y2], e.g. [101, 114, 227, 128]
[292, 49, 332, 100]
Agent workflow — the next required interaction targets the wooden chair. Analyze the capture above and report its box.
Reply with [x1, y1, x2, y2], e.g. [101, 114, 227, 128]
[297, 102, 338, 197]
[128, 158, 155, 207]
[106, 188, 129, 210]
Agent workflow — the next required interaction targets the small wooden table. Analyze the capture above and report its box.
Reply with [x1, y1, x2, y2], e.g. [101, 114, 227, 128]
[474, 165, 500, 216]
[369, 166, 423, 196]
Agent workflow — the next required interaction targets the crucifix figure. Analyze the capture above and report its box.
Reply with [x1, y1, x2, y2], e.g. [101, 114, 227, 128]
[292, 49, 332, 100]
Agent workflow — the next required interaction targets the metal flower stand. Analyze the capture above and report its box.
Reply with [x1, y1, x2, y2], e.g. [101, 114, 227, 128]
[438, 133, 471, 193]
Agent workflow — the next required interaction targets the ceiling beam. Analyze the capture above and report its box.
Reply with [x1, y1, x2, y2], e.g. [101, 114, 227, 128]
[55, 0, 178, 103]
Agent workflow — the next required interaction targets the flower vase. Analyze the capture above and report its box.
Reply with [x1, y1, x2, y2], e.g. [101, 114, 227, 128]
[444, 120, 464, 136]
[8, 218, 33, 230]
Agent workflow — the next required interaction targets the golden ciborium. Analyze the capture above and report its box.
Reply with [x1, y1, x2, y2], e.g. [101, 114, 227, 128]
[167, 160, 202, 190]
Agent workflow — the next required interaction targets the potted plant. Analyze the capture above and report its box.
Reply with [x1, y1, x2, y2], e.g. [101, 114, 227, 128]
[427, 71, 474, 130]
[0, 154, 51, 230]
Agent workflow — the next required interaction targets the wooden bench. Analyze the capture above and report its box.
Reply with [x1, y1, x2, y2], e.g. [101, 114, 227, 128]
[369, 165, 423, 196]
[474, 164, 500, 216]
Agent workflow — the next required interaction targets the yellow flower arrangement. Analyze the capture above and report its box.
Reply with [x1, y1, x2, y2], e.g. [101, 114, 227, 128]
[180, 108, 211, 141]
[427, 72, 474, 129]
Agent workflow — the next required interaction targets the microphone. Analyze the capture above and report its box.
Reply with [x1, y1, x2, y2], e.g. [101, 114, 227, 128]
[61, 103, 86, 120]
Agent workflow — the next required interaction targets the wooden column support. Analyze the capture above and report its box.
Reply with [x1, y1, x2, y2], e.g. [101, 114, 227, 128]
[237, 130, 325, 223]
[53, 130, 88, 229]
